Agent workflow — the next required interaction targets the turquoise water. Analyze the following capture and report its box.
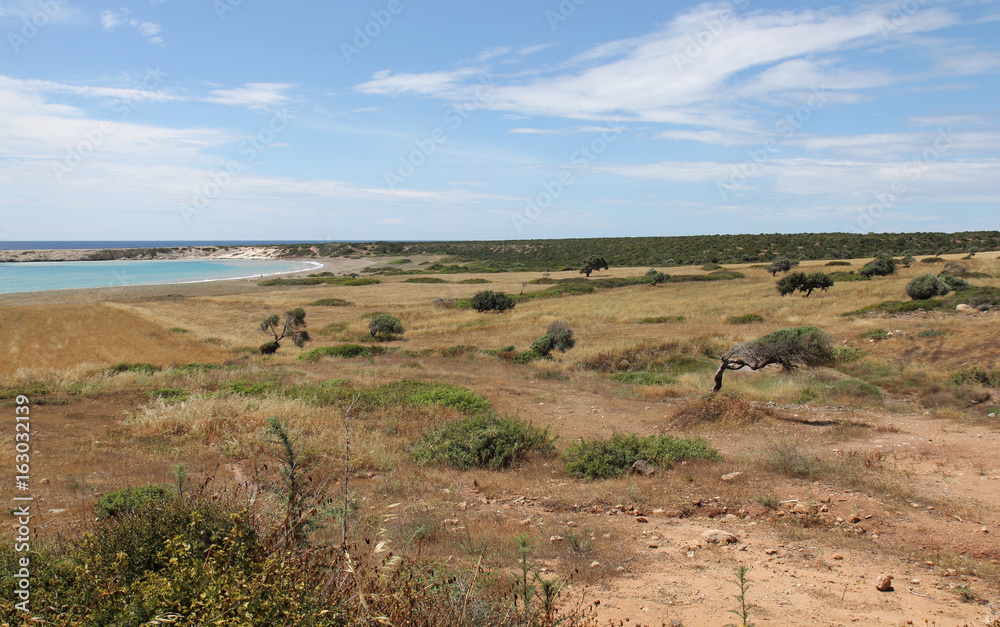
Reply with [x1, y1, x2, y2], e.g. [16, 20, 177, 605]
[0, 259, 322, 294]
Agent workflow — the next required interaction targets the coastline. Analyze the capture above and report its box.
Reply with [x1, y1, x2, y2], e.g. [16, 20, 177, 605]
[0, 244, 288, 263]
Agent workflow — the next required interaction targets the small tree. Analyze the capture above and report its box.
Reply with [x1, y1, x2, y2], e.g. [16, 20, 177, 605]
[906, 274, 949, 300]
[368, 313, 404, 337]
[580, 255, 609, 278]
[859, 256, 897, 278]
[777, 272, 833, 297]
[899, 254, 915, 268]
[712, 326, 833, 392]
[646, 268, 670, 285]
[767, 257, 792, 276]
[471, 290, 516, 313]
[258, 308, 309, 354]
[530, 321, 576, 359]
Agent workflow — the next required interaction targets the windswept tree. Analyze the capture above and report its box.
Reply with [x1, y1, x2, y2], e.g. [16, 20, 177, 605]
[530, 320, 576, 358]
[580, 255, 609, 278]
[777, 271, 833, 297]
[471, 290, 516, 313]
[712, 326, 833, 392]
[645, 267, 670, 285]
[905, 274, 950, 300]
[258, 308, 309, 354]
[767, 257, 792, 276]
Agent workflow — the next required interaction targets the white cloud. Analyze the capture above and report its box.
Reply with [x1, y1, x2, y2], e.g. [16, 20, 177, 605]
[100, 8, 164, 45]
[204, 83, 295, 110]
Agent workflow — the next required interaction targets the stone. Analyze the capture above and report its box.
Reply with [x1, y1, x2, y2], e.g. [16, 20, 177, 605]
[765, 548, 778, 555]
[701, 529, 737, 544]
[549, 535, 564, 544]
[630, 459, 657, 476]
[833, 554, 844, 560]
[791, 502, 810, 514]
[956, 304, 973, 312]
[671, 620, 683, 627]
[875, 573, 893, 592]
[849, 515, 862, 524]
[636, 516, 649, 523]
[721, 471, 741, 481]
[589, 561, 601, 568]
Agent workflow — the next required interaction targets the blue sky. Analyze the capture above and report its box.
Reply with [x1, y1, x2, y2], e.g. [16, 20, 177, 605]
[0, 0, 997, 242]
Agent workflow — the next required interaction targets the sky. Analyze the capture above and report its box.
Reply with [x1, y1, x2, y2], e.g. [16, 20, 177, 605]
[0, 0, 998, 242]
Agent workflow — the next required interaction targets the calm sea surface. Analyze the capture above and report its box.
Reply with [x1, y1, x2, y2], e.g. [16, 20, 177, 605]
[0, 259, 322, 294]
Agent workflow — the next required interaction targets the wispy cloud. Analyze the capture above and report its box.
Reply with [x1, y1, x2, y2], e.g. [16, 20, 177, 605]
[100, 8, 163, 45]
[204, 83, 295, 110]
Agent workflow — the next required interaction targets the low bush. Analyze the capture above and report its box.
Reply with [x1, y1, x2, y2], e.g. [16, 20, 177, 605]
[764, 440, 820, 479]
[906, 274, 949, 300]
[309, 298, 352, 306]
[172, 362, 233, 373]
[829, 271, 869, 282]
[611, 371, 676, 386]
[860, 329, 891, 341]
[563, 433, 720, 479]
[949, 366, 1000, 387]
[149, 388, 188, 402]
[221, 380, 280, 396]
[298, 344, 382, 361]
[93, 484, 171, 518]
[671, 394, 774, 427]
[368, 313, 404, 337]
[457, 278, 491, 284]
[639, 315, 685, 324]
[921, 257, 945, 263]
[831, 346, 866, 363]
[471, 290, 516, 313]
[728, 313, 764, 324]
[825, 261, 852, 266]
[404, 277, 449, 283]
[411, 414, 554, 470]
[105, 362, 161, 376]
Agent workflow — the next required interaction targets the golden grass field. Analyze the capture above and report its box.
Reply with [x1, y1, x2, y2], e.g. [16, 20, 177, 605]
[3, 252, 1000, 625]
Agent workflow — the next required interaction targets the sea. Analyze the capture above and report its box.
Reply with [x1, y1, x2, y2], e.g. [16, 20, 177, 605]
[0, 241, 326, 294]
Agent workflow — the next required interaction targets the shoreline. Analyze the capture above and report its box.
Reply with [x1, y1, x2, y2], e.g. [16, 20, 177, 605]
[0, 244, 289, 263]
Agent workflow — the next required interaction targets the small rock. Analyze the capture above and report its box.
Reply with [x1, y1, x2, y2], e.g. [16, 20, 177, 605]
[40, 478, 50, 484]
[989, 412, 997, 418]
[765, 548, 778, 555]
[671, 620, 683, 627]
[519, 518, 532, 526]
[956, 304, 973, 312]
[791, 502, 810, 514]
[819, 505, 829, 513]
[630, 460, 657, 476]
[616, 566, 625, 572]
[819, 495, 832, 503]
[701, 529, 737, 544]
[982, 526, 989, 534]
[849, 515, 862, 524]
[589, 560, 601, 568]
[636, 516, 649, 523]
[721, 471, 741, 481]
[550, 535, 565, 544]
[875, 573, 893, 592]
[833, 554, 844, 560]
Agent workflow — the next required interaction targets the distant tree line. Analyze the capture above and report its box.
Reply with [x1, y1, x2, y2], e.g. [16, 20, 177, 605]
[275, 231, 1000, 271]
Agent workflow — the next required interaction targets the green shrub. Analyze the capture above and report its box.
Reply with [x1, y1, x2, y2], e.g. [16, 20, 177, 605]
[860, 329, 891, 341]
[611, 371, 676, 386]
[563, 433, 720, 480]
[829, 271, 869, 282]
[105, 362, 161, 376]
[403, 277, 449, 283]
[701, 263, 723, 271]
[471, 290, 516, 313]
[514, 350, 541, 363]
[940, 274, 971, 292]
[298, 344, 381, 361]
[222, 380, 280, 396]
[411, 414, 555, 470]
[168, 327, 189, 333]
[921, 257, 945, 263]
[859, 256, 897, 278]
[728, 313, 764, 324]
[458, 278, 491, 284]
[916, 329, 947, 338]
[93, 484, 171, 518]
[368, 313, 404, 337]
[377, 380, 492, 415]
[639, 315, 684, 324]
[149, 388, 188, 402]
[172, 362, 233, 373]
[310, 298, 352, 306]
[831, 346, 866, 363]
[825, 261, 852, 266]
[530, 333, 556, 357]
[906, 274, 949, 300]
[949, 367, 1000, 387]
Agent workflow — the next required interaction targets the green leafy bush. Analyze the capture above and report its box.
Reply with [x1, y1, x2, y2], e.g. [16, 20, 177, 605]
[93, 484, 171, 518]
[639, 315, 684, 324]
[368, 313, 404, 337]
[921, 256, 945, 263]
[458, 278, 491, 284]
[906, 274, 949, 300]
[105, 362, 161, 376]
[411, 414, 555, 470]
[860, 329, 891, 341]
[728, 313, 764, 324]
[831, 346, 866, 363]
[940, 274, 971, 292]
[562, 433, 720, 479]
[859, 256, 897, 278]
[403, 277, 449, 283]
[611, 371, 676, 386]
[222, 380, 280, 396]
[298, 344, 382, 361]
[949, 367, 1000, 387]
[310, 298, 352, 306]
[149, 388, 188, 402]
[825, 261, 852, 266]
[471, 290, 516, 313]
